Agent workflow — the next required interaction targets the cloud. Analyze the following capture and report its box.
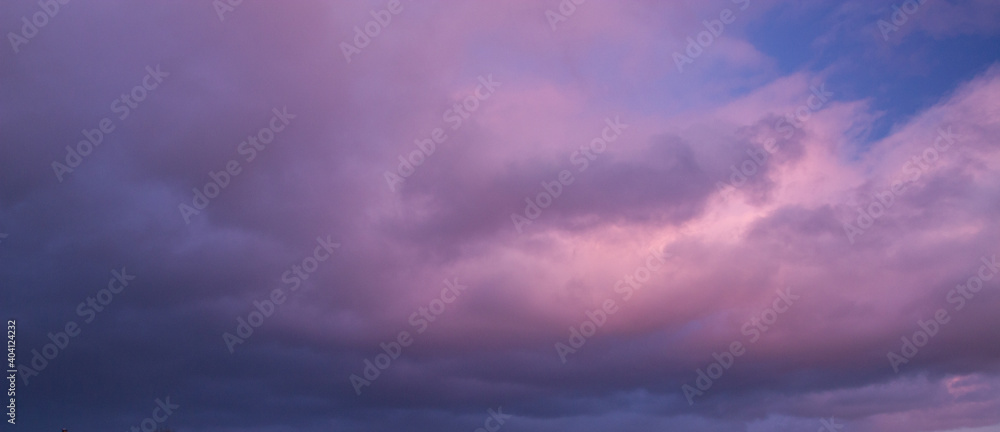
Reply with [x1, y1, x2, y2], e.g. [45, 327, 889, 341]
[1, 1, 999, 431]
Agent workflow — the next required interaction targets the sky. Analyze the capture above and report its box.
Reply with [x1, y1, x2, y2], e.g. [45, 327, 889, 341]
[2, 0, 1000, 431]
